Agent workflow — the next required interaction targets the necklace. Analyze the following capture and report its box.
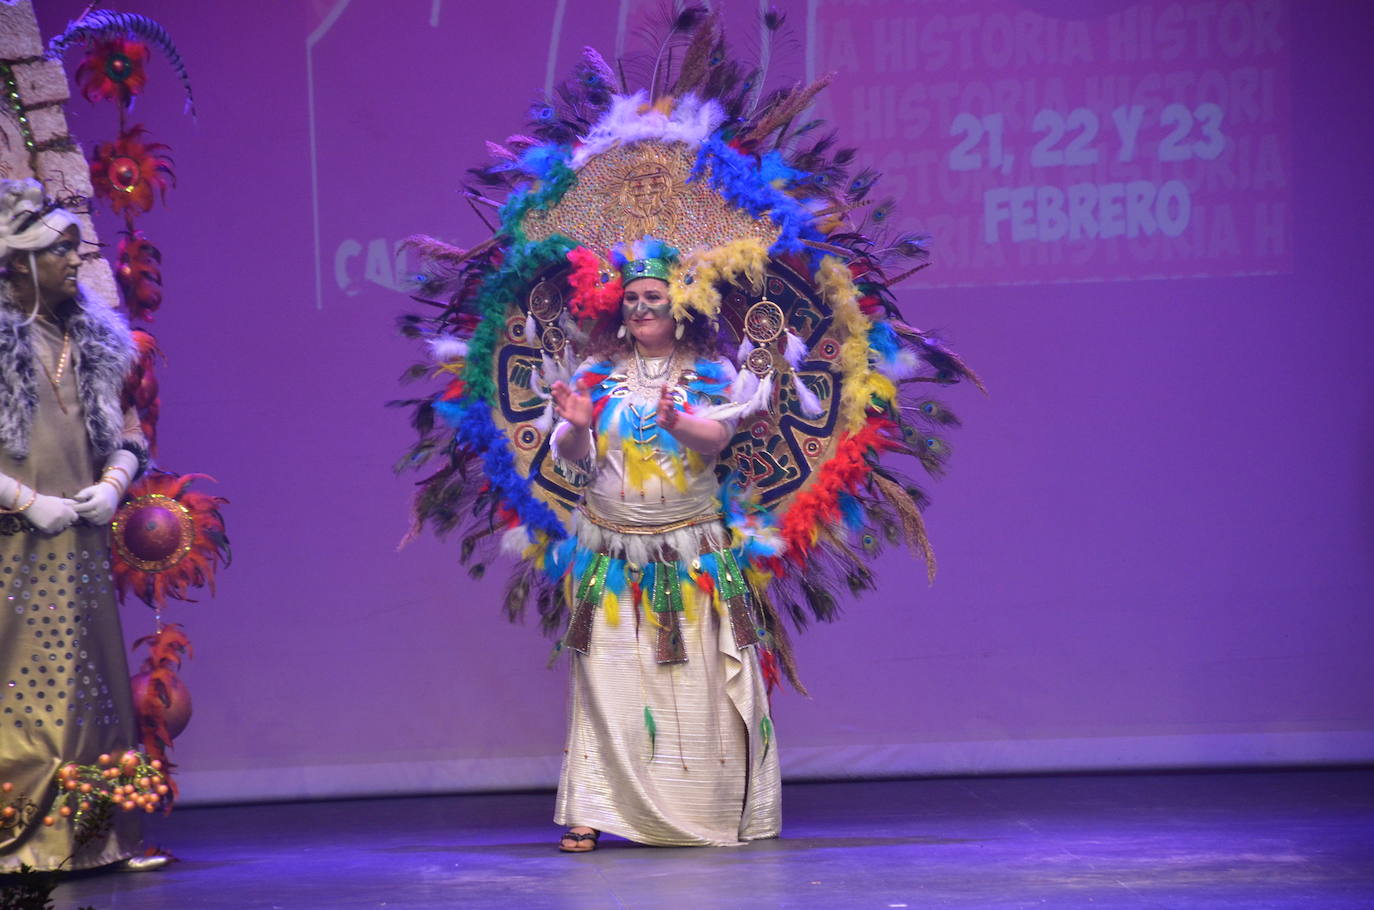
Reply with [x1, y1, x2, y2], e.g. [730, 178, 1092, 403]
[36, 329, 72, 415]
[634, 342, 675, 382]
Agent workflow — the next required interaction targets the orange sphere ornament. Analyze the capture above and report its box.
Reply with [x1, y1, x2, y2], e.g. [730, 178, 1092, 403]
[131, 669, 193, 739]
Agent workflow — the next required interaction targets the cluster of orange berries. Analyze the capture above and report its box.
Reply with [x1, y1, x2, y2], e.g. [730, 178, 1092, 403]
[0, 780, 24, 824]
[42, 750, 170, 826]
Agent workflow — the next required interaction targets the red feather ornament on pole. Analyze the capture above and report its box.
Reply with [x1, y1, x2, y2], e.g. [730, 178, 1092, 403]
[121, 328, 162, 453]
[50, 8, 226, 813]
[130, 624, 193, 798]
[111, 471, 231, 610]
[116, 231, 164, 322]
[89, 125, 175, 217]
[74, 36, 150, 106]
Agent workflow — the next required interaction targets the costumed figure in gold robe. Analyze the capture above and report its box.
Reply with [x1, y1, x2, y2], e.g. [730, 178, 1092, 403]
[0, 179, 166, 874]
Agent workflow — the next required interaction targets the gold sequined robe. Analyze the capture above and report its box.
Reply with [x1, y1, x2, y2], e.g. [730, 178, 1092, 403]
[0, 318, 141, 873]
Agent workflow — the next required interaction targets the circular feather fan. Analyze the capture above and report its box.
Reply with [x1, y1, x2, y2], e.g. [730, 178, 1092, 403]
[395, 12, 982, 675]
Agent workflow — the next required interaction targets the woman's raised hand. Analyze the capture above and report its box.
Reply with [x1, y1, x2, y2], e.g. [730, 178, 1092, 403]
[551, 380, 594, 429]
[656, 385, 680, 430]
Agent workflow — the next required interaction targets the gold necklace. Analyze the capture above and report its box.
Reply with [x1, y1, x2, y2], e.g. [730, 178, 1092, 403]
[36, 330, 71, 415]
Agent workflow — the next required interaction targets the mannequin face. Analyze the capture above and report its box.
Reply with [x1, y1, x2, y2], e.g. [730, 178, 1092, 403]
[622, 278, 675, 352]
[9, 225, 82, 309]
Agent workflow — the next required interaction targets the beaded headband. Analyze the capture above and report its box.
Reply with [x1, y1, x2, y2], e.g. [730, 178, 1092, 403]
[619, 257, 672, 283]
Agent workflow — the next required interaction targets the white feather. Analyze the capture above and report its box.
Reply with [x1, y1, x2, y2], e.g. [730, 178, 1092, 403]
[572, 92, 726, 167]
[753, 373, 774, 416]
[891, 349, 921, 380]
[528, 366, 549, 401]
[499, 526, 531, 556]
[784, 330, 808, 369]
[727, 364, 758, 403]
[791, 371, 825, 417]
[541, 351, 571, 386]
[427, 335, 468, 364]
[534, 403, 554, 433]
[572, 510, 728, 568]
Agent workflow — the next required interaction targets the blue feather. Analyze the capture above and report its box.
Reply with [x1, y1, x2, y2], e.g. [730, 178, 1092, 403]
[868, 320, 900, 362]
[604, 558, 627, 598]
[837, 492, 866, 531]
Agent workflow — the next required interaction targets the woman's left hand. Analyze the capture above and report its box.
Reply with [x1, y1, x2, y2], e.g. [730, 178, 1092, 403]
[71, 482, 122, 526]
[656, 385, 680, 430]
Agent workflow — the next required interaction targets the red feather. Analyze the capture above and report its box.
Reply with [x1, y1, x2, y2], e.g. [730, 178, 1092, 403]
[779, 417, 899, 560]
[565, 246, 623, 319]
[759, 647, 782, 694]
[120, 329, 162, 453]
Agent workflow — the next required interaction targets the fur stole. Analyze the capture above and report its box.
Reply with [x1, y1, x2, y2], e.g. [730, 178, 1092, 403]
[0, 286, 135, 461]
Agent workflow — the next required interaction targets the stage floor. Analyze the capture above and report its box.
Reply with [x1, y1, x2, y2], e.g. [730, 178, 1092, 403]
[48, 769, 1374, 909]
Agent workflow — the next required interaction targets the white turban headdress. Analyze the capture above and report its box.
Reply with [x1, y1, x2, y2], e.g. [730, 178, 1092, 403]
[0, 179, 81, 327]
[0, 178, 79, 260]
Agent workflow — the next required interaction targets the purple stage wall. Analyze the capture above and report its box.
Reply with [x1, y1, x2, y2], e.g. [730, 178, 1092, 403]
[34, 0, 1374, 805]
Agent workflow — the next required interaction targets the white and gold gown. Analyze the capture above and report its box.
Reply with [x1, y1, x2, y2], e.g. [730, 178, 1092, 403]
[551, 349, 781, 846]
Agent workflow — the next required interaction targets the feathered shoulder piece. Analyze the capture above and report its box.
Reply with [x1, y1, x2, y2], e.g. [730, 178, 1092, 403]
[394, 8, 982, 680]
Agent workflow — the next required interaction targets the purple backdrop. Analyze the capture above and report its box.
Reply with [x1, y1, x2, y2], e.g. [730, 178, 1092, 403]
[34, 0, 1374, 804]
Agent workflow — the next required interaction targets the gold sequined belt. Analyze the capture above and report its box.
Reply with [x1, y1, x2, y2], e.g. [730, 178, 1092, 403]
[578, 506, 721, 536]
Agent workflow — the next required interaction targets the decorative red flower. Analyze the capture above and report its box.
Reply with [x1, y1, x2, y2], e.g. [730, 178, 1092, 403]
[121, 329, 162, 453]
[111, 471, 230, 610]
[74, 37, 150, 106]
[89, 126, 175, 216]
[116, 231, 163, 322]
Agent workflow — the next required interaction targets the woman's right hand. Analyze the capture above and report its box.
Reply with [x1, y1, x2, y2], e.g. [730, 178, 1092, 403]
[24, 494, 79, 535]
[550, 381, 594, 430]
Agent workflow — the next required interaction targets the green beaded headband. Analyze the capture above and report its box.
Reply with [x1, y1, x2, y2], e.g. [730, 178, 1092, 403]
[620, 257, 673, 283]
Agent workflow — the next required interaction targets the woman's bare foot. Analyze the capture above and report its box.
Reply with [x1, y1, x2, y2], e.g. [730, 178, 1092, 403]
[558, 826, 599, 853]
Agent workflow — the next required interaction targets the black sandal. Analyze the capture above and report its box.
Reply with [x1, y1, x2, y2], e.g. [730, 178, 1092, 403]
[558, 828, 600, 853]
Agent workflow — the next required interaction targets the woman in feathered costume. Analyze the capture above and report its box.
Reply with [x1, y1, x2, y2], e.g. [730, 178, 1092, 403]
[0, 179, 166, 873]
[397, 9, 980, 853]
[547, 237, 779, 850]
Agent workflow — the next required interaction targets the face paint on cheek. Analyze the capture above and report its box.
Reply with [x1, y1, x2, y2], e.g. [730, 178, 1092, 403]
[621, 299, 673, 320]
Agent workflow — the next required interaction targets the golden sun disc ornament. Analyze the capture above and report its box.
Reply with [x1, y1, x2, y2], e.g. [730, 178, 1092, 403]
[112, 493, 195, 573]
[109, 471, 231, 610]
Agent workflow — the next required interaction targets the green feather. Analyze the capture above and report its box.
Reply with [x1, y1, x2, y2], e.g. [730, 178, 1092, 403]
[760, 715, 774, 764]
[644, 706, 657, 760]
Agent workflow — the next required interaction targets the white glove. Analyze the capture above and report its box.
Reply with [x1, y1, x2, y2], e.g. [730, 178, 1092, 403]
[24, 494, 79, 535]
[71, 482, 122, 526]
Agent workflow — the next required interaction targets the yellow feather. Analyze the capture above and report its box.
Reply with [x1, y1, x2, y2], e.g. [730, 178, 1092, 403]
[819, 255, 877, 431]
[682, 581, 698, 624]
[666, 240, 771, 321]
[603, 590, 620, 627]
[643, 599, 662, 628]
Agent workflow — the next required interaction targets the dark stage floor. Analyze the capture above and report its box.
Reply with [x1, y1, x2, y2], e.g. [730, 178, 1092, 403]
[43, 769, 1374, 909]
